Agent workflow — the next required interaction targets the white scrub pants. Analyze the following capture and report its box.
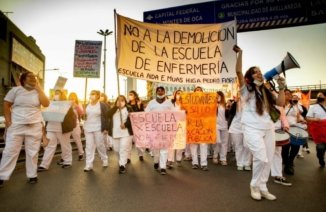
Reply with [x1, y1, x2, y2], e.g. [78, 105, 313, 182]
[153, 149, 168, 169]
[0, 123, 42, 180]
[271, 146, 283, 177]
[231, 133, 251, 167]
[243, 126, 275, 192]
[40, 131, 72, 168]
[190, 144, 208, 166]
[112, 136, 133, 166]
[128, 138, 145, 159]
[184, 144, 191, 158]
[214, 130, 229, 161]
[168, 148, 183, 162]
[137, 147, 145, 157]
[71, 123, 84, 155]
[104, 134, 113, 150]
[84, 131, 108, 168]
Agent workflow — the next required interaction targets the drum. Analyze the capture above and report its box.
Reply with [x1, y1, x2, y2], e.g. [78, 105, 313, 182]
[289, 126, 309, 146]
[275, 129, 290, 146]
[307, 120, 326, 144]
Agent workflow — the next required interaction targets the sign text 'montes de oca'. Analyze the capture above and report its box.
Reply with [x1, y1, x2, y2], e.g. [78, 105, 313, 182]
[117, 14, 237, 85]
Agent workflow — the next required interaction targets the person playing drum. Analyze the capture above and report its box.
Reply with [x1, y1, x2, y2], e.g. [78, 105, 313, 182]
[271, 105, 292, 186]
[282, 90, 308, 175]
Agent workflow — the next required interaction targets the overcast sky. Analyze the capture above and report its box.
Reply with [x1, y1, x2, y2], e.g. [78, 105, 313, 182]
[1, 0, 325, 99]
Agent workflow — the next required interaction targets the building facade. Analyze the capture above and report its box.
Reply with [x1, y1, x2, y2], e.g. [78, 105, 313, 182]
[0, 11, 45, 115]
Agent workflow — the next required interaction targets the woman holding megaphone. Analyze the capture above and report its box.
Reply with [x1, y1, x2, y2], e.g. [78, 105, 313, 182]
[233, 45, 286, 201]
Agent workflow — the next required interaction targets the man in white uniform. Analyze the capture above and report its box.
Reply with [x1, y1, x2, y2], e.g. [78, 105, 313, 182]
[145, 87, 174, 175]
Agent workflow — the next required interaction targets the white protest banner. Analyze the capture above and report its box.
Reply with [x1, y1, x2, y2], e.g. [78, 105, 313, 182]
[73, 40, 102, 78]
[42, 101, 72, 122]
[117, 14, 237, 85]
[130, 111, 186, 150]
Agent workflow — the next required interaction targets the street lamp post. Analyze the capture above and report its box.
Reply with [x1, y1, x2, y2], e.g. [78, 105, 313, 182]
[97, 29, 113, 93]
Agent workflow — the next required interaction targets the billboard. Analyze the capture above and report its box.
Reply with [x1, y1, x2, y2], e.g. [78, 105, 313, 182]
[11, 37, 44, 78]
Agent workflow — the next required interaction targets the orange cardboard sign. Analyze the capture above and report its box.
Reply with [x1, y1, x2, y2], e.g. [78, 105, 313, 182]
[181, 92, 217, 143]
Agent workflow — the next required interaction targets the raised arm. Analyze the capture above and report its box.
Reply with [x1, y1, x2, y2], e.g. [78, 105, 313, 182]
[233, 45, 245, 88]
[35, 80, 50, 107]
[275, 77, 286, 107]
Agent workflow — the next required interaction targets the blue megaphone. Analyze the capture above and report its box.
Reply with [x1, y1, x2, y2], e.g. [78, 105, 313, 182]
[264, 52, 300, 81]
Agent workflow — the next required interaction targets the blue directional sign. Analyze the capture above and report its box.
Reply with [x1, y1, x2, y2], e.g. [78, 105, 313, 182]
[144, 1, 217, 24]
[144, 0, 326, 32]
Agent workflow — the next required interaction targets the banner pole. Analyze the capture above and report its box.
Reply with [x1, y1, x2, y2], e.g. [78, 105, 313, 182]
[114, 9, 123, 123]
[114, 9, 121, 96]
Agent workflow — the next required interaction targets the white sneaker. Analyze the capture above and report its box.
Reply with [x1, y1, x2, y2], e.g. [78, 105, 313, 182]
[237, 166, 243, 171]
[102, 160, 108, 167]
[84, 167, 93, 172]
[261, 191, 277, 200]
[250, 186, 261, 200]
[244, 166, 252, 171]
[213, 158, 219, 164]
[220, 161, 227, 166]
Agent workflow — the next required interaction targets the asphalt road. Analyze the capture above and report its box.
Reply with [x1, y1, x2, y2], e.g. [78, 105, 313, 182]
[0, 140, 325, 212]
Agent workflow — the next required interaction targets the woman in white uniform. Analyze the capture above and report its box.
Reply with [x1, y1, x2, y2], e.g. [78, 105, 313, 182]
[100, 92, 113, 152]
[68, 92, 85, 161]
[189, 86, 209, 171]
[234, 45, 285, 201]
[228, 95, 252, 171]
[108, 95, 133, 174]
[83, 90, 109, 172]
[213, 91, 229, 166]
[0, 71, 49, 187]
[127, 90, 144, 162]
[38, 90, 76, 171]
[167, 89, 184, 168]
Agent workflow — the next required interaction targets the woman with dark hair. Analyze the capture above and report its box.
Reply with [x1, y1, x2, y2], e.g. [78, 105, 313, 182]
[0, 71, 49, 187]
[234, 45, 285, 201]
[108, 95, 134, 174]
[100, 92, 113, 151]
[83, 90, 109, 172]
[213, 91, 230, 166]
[68, 92, 85, 161]
[38, 90, 76, 171]
[127, 90, 145, 161]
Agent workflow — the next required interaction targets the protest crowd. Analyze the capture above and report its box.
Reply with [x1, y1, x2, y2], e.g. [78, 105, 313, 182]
[0, 46, 325, 202]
